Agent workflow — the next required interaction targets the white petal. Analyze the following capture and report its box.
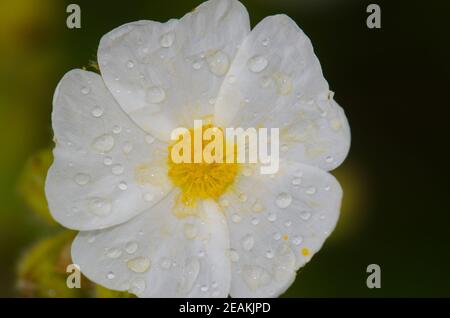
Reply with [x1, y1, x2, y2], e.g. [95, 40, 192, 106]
[219, 161, 342, 297]
[98, 0, 250, 141]
[215, 15, 350, 170]
[72, 191, 231, 298]
[46, 69, 172, 231]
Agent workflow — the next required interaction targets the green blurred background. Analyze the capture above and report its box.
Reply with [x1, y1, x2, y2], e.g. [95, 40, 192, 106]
[1, 0, 449, 297]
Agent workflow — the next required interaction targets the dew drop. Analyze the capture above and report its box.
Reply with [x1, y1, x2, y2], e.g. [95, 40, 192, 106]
[300, 211, 311, 221]
[247, 55, 268, 73]
[73, 173, 90, 186]
[91, 106, 104, 117]
[126, 60, 135, 68]
[275, 74, 293, 96]
[146, 86, 166, 104]
[127, 257, 150, 273]
[122, 142, 133, 154]
[81, 86, 90, 95]
[112, 125, 122, 134]
[261, 37, 270, 46]
[238, 193, 247, 202]
[276, 192, 292, 209]
[129, 278, 146, 295]
[206, 51, 230, 76]
[292, 178, 302, 186]
[103, 156, 113, 166]
[159, 257, 172, 270]
[200, 285, 209, 292]
[125, 241, 138, 254]
[293, 236, 303, 245]
[219, 198, 229, 208]
[118, 181, 128, 191]
[241, 234, 255, 251]
[231, 213, 241, 224]
[88, 198, 112, 217]
[160, 31, 175, 48]
[325, 156, 334, 163]
[106, 272, 115, 280]
[111, 164, 124, 175]
[183, 223, 198, 240]
[229, 249, 240, 262]
[242, 265, 271, 290]
[251, 217, 260, 225]
[192, 61, 202, 70]
[105, 248, 122, 259]
[305, 187, 316, 195]
[265, 250, 274, 259]
[92, 134, 115, 153]
[252, 202, 263, 212]
[267, 213, 277, 222]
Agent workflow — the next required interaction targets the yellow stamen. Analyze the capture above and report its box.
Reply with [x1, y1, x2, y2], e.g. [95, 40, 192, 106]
[167, 124, 238, 212]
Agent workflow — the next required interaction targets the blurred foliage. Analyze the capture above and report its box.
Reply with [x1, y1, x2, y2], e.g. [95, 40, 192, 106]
[17, 149, 55, 226]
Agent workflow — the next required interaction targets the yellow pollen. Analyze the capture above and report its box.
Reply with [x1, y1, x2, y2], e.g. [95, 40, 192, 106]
[167, 124, 238, 210]
[301, 247, 310, 256]
[282, 235, 289, 241]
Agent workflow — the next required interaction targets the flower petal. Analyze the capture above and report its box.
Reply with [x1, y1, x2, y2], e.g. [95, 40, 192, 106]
[219, 161, 342, 297]
[72, 191, 231, 297]
[98, 0, 250, 141]
[46, 69, 172, 231]
[215, 15, 350, 170]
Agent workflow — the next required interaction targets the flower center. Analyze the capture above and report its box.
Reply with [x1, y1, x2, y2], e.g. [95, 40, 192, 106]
[167, 124, 238, 208]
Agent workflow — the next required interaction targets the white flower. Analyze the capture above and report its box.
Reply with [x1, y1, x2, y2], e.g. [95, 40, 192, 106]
[45, 0, 350, 297]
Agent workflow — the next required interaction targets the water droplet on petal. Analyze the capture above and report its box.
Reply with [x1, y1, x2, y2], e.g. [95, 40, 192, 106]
[229, 249, 240, 262]
[293, 236, 303, 245]
[129, 278, 146, 295]
[127, 257, 150, 273]
[73, 173, 90, 185]
[248, 55, 268, 73]
[146, 86, 166, 104]
[88, 198, 112, 217]
[111, 164, 124, 175]
[192, 61, 202, 70]
[261, 37, 270, 46]
[300, 211, 311, 221]
[126, 60, 135, 68]
[241, 234, 255, 251]
[305, 187, 316, 195]
[91, 106, 104, 117]
[106, 248, 122, 259]
[106, 272, 115, 280]
[276, 192, 292, 209]
[267, 213, 277, 222]
[103, 156, 113, 166]
[125, 241, 138, 254]
[231, 213, 241, 224]
[238, 193, 247, 202]
[265, 250, 274, 259]
[251, 217, 260, 225]
[292, 178, 302, 185]
[183, 223, 198, 240]
[122, 142, 133, 154]
[325, 156, 334, 163]
[118, 181, 128, 190]
[92, 134, 115, 153]
[160, 32, 175, 48]
[200, 285, 209, 292]
[179, 258, 200, 293]
[252, 202, 263, 212]
[159, 258, 172, 270]
[112, 125, 122, 134]
[81, 86, 90, 95]
[275, 74, 293, 96]
[207, 51, 230, 76]
[242, 265, 271, 290]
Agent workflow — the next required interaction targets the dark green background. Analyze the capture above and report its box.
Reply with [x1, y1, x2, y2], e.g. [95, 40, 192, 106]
[1, 0, 449, 297]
